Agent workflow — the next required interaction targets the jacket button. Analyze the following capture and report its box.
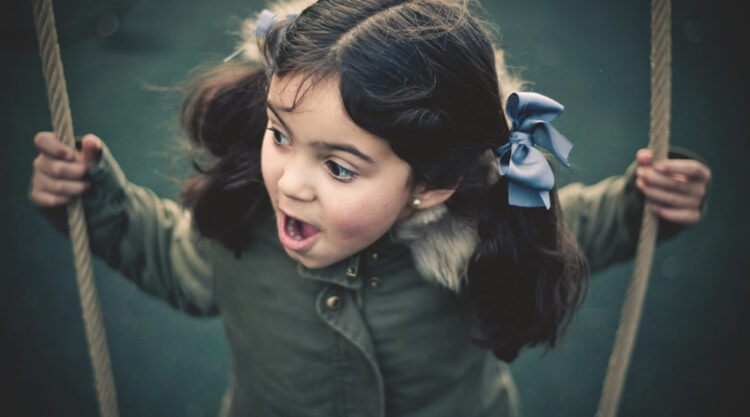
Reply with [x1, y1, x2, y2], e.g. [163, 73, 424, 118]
[371, 252, 379, 260]
[325, 295, 342, 311]
[368, 277, 381, 289]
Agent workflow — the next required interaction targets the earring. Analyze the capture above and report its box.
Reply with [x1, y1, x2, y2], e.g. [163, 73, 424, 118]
[412, 198, 421, 208]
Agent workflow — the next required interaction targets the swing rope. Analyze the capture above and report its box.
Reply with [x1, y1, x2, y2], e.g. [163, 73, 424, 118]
[31, 1, 120, 416]
[595, 0, 671, 416]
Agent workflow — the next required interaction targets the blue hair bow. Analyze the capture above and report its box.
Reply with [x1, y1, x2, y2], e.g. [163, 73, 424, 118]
[496, 92, 574, 210]
[255, 9, 299, 40]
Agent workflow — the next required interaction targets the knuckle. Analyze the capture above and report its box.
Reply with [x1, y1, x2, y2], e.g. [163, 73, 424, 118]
[30, 174, 41, 190]
[674, 179, 689, 194]
[34, 195, 49, 207]
[690, 183, 703, 197]
[42, 194, 54, 206]
[33, 132, 46, 146]
[680, 211, 696, 225]
[47, 194, 60, 206]
[51, 193, 68, 206]
[30, 190, 51, 207]
[51, 162, 64, 177]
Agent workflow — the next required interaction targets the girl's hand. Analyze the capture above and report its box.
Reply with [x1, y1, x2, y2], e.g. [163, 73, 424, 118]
[30, 132, 103, 207]
[634, 148, 712, 226]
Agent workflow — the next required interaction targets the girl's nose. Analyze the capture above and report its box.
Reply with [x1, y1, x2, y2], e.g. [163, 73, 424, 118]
[277, 157, 316, 202]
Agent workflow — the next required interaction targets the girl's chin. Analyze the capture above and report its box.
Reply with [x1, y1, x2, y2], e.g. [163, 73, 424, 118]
[282, 249, 342, 270]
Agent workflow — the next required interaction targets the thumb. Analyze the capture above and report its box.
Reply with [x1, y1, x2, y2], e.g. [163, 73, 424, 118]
[79, 134, 103, 171]
[636, 148, 653, 166]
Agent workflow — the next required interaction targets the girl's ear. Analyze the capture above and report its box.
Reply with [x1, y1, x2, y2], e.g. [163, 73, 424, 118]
[412, 186, 457, 210]
[397, 183, 459, 221]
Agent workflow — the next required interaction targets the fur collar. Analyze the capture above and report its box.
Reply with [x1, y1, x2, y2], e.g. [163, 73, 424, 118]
[393, 204, 478, 293]
[392, 151, 500, 293]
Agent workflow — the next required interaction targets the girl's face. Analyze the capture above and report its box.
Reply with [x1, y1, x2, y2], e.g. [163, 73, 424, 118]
[261, 74, 415, 269]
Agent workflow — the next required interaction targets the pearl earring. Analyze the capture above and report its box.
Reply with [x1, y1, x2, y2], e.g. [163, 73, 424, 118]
[412, 198, 421, 208]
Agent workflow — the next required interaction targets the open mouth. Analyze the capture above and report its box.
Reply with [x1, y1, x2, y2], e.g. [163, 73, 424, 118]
[277, 212, 320, 252]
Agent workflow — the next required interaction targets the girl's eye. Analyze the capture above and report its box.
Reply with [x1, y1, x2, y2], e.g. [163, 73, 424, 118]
[268, 127, 290, 146]
[325, 161, 357, 182]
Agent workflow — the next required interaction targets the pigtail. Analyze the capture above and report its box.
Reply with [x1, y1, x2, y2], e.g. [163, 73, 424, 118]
[178, 62, 271, 257]
[460, 156, 589, 362]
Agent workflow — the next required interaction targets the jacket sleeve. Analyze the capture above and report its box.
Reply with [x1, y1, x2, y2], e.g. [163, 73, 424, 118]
[558, 146, 711, 274]
[32, 141, 218, 316]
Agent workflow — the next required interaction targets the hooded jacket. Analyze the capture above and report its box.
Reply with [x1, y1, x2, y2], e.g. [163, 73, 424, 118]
[35, 143, 705, 417]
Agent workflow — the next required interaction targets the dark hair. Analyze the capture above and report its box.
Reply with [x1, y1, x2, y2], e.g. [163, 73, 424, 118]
[178, 63, 270, 257]
[179, 0, 589, 362]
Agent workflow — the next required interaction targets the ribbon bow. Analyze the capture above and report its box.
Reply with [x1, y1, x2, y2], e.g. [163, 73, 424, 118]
[255, 9, 299, 40]
[225, 9, 299, 62]
[496, 92, 574, 209]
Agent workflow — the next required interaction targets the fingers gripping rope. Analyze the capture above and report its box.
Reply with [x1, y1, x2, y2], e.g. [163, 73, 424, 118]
[595, 0, 672, 416]
[31, 1, 120, 416]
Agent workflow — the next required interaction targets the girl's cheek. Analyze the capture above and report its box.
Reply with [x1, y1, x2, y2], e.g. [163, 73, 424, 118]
[331, 214, 373, 239]
[327, 196, 402, 240]
[260, 139, 282, 197]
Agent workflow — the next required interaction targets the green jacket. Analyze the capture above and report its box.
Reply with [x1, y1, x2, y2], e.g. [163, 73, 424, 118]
[36, 144, 703, 417]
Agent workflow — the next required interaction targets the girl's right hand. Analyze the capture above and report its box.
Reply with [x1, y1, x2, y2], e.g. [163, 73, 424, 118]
[30, 132, 103, 207]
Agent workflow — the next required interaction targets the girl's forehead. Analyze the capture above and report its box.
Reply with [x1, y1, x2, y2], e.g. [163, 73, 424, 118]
[267, 73, 340, 112]
[266, 73, 398, 162]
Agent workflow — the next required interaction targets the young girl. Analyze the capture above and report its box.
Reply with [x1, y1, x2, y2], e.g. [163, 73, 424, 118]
[30, 0, 711, 415]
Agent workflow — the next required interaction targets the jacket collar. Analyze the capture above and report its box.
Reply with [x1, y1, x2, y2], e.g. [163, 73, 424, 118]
[393, 152, 498, 293]
[393, 204, 478, 293]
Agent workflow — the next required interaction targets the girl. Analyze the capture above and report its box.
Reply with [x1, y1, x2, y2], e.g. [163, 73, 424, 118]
[30, 0, 711, 416]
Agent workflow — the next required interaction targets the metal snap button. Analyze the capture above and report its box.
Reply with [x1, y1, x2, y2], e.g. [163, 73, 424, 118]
[371, 252, 379, 261]
[368, 277, 381, 289]
[326, 295, 342, 311]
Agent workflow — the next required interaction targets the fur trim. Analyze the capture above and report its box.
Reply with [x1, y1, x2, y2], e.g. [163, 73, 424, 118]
[394, 151, 501, 293]
[394, 204, 478, 293]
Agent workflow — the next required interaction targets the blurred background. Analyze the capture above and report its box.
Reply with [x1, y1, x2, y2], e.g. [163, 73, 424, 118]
[1, 0, 746, 416]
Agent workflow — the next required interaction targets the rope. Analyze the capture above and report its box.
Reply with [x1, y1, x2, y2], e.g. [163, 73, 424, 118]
[594, 0, 671, 416]
[32, 1, 120, 416]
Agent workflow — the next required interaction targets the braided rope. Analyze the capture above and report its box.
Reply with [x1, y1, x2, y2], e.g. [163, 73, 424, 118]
[32, 1, 120, 416]
[595, 0, 671, 416]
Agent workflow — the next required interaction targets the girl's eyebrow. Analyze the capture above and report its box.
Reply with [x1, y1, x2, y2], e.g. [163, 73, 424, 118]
[265, 101, 294, 135]
[311, 141, 374, 164]
[266, 100, 374, 164]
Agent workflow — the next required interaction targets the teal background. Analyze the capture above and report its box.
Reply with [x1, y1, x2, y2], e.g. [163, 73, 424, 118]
[1, 0, 745, 416]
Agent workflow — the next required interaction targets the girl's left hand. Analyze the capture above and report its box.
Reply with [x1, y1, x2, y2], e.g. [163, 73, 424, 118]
[634, 148, 712, 226]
